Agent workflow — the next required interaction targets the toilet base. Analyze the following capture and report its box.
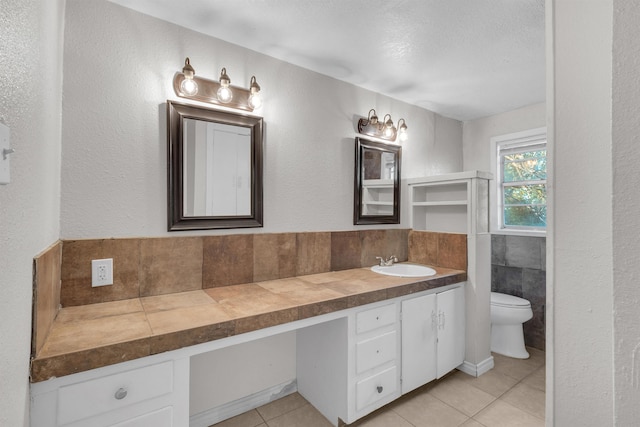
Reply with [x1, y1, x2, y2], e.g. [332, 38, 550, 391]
[491, 323, 530, 359]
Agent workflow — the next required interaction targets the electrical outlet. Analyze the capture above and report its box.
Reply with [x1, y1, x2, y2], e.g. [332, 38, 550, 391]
[92, 258, 113, 287]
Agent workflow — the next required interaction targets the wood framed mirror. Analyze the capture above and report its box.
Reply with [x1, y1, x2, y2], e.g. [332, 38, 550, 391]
[167, 100, 263, 230]
[354, 137, 401, 225]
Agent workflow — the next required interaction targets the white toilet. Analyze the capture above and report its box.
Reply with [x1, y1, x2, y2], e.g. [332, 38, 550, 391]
[490, 292, 533, 359]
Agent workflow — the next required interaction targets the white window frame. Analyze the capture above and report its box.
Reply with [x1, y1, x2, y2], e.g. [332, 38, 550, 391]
[490, 127, 547, 236]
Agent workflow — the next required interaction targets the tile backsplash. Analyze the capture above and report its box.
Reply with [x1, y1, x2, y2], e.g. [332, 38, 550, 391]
[32, 241, 62, 356]
[56, 229, 469, 307]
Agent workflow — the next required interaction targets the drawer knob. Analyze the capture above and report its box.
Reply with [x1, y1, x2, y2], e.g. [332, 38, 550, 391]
[377, 386, 383, 394]
[114, 388, 128, 400]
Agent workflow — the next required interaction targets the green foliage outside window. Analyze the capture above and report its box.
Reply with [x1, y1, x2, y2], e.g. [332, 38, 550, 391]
[502, 149, 546, 228]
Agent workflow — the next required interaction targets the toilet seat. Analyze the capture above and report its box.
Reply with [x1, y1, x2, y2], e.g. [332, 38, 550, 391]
[491, 292, 531, 308]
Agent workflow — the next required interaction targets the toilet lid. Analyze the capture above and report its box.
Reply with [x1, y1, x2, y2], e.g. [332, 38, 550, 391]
[491, 292, 531, 308]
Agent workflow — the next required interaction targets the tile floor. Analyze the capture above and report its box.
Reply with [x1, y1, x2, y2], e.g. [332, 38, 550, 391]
[211, 347, 545, 427]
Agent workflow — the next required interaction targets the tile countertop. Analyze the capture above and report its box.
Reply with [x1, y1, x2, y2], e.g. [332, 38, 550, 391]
[30, 266, 466, 383]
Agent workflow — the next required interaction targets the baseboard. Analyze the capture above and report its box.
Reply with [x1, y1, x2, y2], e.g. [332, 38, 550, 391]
[457, 356, 495, 377]
[189, 380, 297, 427]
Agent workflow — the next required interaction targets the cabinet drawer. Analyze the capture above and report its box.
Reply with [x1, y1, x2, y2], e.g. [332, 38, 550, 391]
[356, 331, 396, 374]
[111, 406, 173, 427]
[355, 366, 398, 411]
[58, 361, 173, 425]
[356, 303, 396, 334]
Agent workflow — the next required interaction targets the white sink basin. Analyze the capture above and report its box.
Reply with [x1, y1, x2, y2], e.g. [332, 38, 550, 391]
[371, 263, 437, 278]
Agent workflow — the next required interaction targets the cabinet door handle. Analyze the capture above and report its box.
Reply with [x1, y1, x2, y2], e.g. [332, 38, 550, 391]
[376, 386, 383, 394]
[114, 387, 128, 400]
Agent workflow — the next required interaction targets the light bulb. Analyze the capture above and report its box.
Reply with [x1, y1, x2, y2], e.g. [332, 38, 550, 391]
[248, 76, 262, 109]
[217, 67, 233, 103]
[180, 78, 198, 96]
[398, 120, 408, 142]
[180, 57, 198, 95]
[217, 86, 233, 103]
[384, 126, 394, 138]
[248, 92, 262, 109]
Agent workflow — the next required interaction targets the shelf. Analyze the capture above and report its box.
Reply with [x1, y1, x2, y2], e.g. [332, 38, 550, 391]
[365, 201, 394, 206]
[412, 201, 467, 207]
[406, 170, 493, 186]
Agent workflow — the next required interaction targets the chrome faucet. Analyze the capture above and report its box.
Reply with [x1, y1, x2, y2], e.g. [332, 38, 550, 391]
[376, 255, 398, 267]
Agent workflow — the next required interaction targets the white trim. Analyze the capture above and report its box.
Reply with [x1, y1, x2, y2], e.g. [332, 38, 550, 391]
[457, 356, 495, 377]
[189, 380, 297, 427]
[490, 127, 547, 237]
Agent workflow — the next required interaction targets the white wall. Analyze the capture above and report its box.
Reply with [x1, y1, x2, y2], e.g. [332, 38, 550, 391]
[549, 0, 614, 424]
[61, 0, 463, 239]
[462, 102, 545, 172]
[190, 332, 296, 416]
[0, 0, 65, 425]
[611, 0, 640, 423]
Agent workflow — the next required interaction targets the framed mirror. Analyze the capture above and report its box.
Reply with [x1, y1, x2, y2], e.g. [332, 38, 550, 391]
[167, 100, 263, 230]
[354, 137, 401, 225]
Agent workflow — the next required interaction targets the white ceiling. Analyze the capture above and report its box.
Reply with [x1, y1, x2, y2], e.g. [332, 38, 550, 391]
[110, 0, 545, 121]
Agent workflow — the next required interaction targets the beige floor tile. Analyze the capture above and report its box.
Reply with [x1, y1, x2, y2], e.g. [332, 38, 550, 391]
[500, 383, 545, 420]
[257, 392, 308, 421]
[428, 377, 496, 417]
[351, 408, 414, 427]
[211, 410, 264, 427]
[453, 368, 518, 398]
[491, 353, 542, 381]
[474, 400, 544, 427]
[392, 392, 469, 427]
[526, 347, 546, 366]
[521, 366, 545, 392]
[460, 419, 486, 427]
[266, 403, 333, 427]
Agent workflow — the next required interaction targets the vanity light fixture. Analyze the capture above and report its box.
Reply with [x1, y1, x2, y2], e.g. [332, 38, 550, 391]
[357, 109, 407, 143]
[248, 76, 262, 109]
[216, 67, 233, 103]
[179, 58, 198, 96]
[173, 58, 263, 112]
[397, 118, 408, 142]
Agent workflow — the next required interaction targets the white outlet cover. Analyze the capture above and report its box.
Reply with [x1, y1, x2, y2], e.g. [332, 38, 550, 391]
[0, 123, 10, 185]
[92, 258, 114, 287]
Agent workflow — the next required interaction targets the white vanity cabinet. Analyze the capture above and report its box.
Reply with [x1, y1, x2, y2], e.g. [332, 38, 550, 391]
[297, 284, 465, 426]
[401, 286, 465, 394]
[30, 356, 189, 427]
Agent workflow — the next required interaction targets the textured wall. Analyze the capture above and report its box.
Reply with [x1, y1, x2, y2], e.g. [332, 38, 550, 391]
[551, 0, 614, 424]
[61, 0, 463, 239]
[612, 0, 640, 422]
[462, 102, 546, 173]
[0, 0, 64, 425]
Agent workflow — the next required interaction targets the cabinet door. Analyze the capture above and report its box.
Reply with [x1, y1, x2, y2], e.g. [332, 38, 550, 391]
[401, 293, 437, 394]
[436, 287, 465, 378]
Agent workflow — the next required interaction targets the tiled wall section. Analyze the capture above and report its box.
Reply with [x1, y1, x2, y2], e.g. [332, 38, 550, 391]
[408, 230, 467, 271]
[491, 234, 546, 350]
[58, 230, 419, 307]
[31, 230, 467, 358]
[32, 241, 62, 355]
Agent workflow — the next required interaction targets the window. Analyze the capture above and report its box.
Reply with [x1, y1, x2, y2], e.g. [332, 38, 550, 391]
[490, 128, 547, 235]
